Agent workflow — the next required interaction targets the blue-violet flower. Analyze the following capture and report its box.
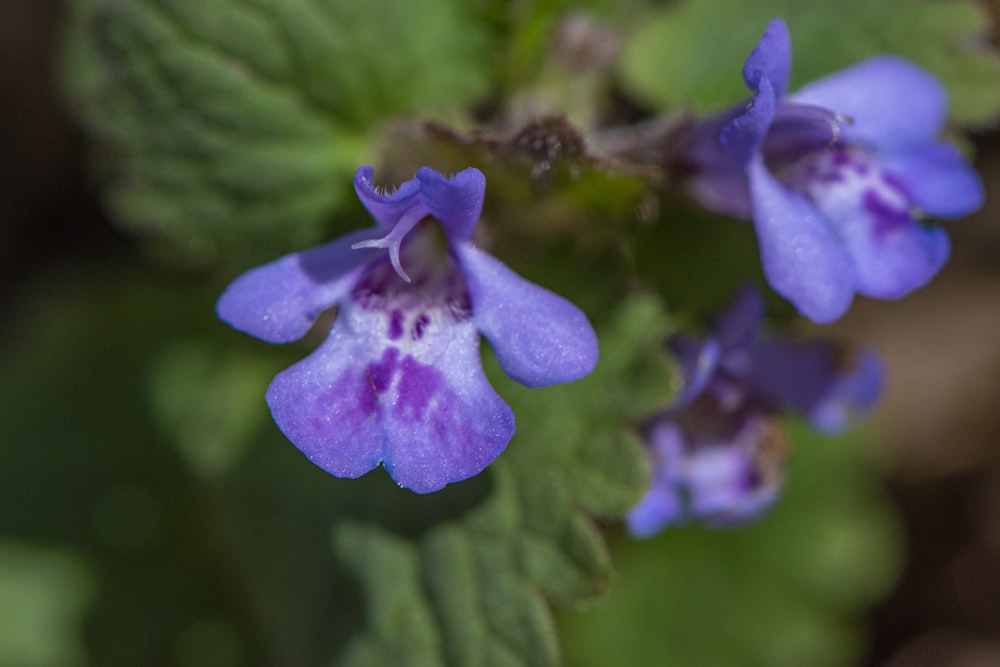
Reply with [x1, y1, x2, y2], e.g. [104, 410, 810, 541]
[217, 166, 599, 493]
[626, 286, 883, 537]
[684, 18, 984, 323]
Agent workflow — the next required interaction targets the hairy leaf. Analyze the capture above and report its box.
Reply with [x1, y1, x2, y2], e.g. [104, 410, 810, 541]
[61, 0, 493, 266]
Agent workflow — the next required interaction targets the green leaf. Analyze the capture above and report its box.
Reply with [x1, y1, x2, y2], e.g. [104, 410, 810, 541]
[621, 0, 1000, 126]
[335, 524, 444, 667]
[335, 295, 675, 666]
[559, 422, 903, 667]
[61, 0, 494, 266]
[0, 542, 94, 667]
[148, 340, 282, 478]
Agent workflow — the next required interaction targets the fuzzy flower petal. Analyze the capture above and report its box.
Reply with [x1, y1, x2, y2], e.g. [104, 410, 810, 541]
[457, 243, 599, 388]
[879, 142, 985, 218]
[741, 18, 791, 99]
[712, 284, 766, 350]
[748, 160, 855, 323]
[218, 165, 597, 492]
[830, 187, 951, 298]
[626, 423, 685, 536]
[353, 167, 424, 228]
[806, 349, 884, 432]
[684, 19, 983, 323]
[216, 227, 382, 343]
[736, 339, 884, 430]
[265, 314, 514, 493]
[721, 75, 778, 166]
[415, 167, 486, 242]
[791, 57, 947, 150]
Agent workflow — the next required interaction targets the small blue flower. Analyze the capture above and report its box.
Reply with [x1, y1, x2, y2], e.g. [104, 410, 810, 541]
[684, 19, 984, 323]
[217, 166, 598, 493]
[626, 287, 883, 537]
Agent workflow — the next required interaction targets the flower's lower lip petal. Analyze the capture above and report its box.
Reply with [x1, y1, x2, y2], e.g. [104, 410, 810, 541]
[216, 227, 381, 343]
[265, 329, 386, 480]
[266, 314, 515, 493]
[880, 142, 985, 219]
[836, 189, 951, 299]
[381, 324, 515, 493]
[456, 243, 598, 388]
[790, 56, 946, 150]
[748, 160, 855, 323]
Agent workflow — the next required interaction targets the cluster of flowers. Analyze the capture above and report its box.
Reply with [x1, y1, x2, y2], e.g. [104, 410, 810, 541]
[217, 20, 982, 531]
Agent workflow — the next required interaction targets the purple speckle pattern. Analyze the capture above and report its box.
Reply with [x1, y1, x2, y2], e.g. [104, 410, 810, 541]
[862, 189, 910, 238]
[217, 166, 597, 492]
[388, 310, 404, 340]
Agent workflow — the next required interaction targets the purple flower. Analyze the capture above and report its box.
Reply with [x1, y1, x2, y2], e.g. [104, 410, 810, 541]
[684, 19, 984, 323]
[217, 166, 598, 493]
[626, 286, 882, 537]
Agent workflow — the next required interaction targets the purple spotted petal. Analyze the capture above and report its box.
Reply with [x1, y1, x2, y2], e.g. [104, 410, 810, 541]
[354, 166, 424, 228]
[216, 227, 381, 343]
[791, 57, 947, 151]
[456, 243, 598, 388]
[835, 188, 951, 299]
[722, 75, 778, 167]
[747, 160, 855, 323]
[742, 19, 791, 99]
[880, 142, 985, 218]
[415, 167, 486, 242]
[265, 310, 515, 493]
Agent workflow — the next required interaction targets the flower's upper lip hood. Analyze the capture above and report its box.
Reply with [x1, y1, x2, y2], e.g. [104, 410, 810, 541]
[354, 165, 486, 243]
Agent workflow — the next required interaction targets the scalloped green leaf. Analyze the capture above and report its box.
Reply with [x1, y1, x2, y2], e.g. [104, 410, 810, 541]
[621, 0, 1000, 126]
[335, 523, 444, 667]
[334, 295, 675, 666]
[61, 0, 494, 266]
